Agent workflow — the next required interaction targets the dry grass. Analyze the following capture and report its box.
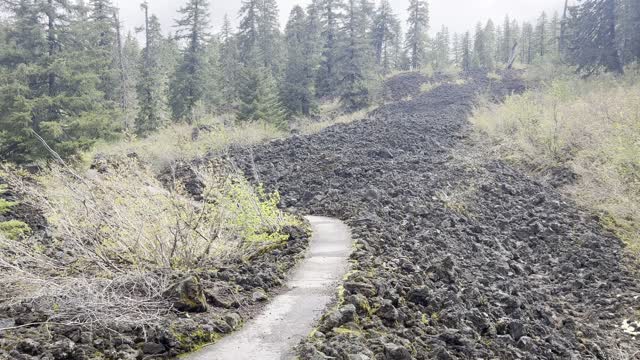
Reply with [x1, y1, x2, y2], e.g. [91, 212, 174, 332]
[472, 68, 640, 254]
[89, 115, 287, 172]
[292, 108, 373, 135]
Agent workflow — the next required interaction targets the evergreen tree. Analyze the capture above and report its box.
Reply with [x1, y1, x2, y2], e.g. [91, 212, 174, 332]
[169, 0, 211, 123]
[472, 22, 488, 70]
[521, 22, 534, 64]
[483, 20, 496, 70]
[501, 15, 512, 63]
[0, 0, 118, 162]
[219, 14, 240, 105]
[433, 25, 450, 70]
[236, 66, 285, 127]
[316, 0, 345, 98]
[88, 0, 119, 102]
[461, 31, 472, 72]
[258, 0, 284, 76]
[621, 0, 640, 63]
[201, 38, 223, 114]
[549, 11, 561, 56]
[452, 32, 461, 66]
[238, 0, 260, 64]
[372, 0, 401, 75]
[567, 0, 623, 74]
[304, 0, 324, 76]
[535, 11, 548, 58]
[282, 6, 315, 115]
[136, 3, 167, 135]
[405, 0, 429, 69]
[494, 25, 503, 64]
[338, 0, 374, 110]
[120, 32, 140, 131]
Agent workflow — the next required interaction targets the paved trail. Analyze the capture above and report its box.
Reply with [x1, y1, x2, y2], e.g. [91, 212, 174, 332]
[184, 216, 352, 360]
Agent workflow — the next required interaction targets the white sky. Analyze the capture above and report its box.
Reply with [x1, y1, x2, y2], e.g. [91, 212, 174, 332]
[115, 0, 566, 37]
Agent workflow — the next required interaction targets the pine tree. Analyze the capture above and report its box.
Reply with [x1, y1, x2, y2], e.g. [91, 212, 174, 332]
[567, 0, 623, 74]
[136, 3, 168, 135]
[521, 22, 534, 64]
[433, 25, 450, 70]
[461, 31, 472, 72]
[304, 0, 323, 76]
[483, 20, 496, 70]
[169, 0, 211, 123]
[622, 0, 640, 63]
[405, 0, 429, 69]
[316, 0, 345, 98]
[120, 31, 140, 131]
[201, 38, 223, 114]
[219, 14, 240, 105]
[501, 15, 512, 63]
[452, 32, 461, 66]
[88, 0, 119, 102]
[0, 0, 118, 162]
[282, 6, 315, 115]
[472, 22, 487, 70]
[549, 11, 561, 56]
[236, 67, 285, 127]
[372, 0, 401, 75]
[238, 0, 260, 64]
[338, 0, 373, 110]
[258, 0, 284, 76]
[536, 11, 548, 58]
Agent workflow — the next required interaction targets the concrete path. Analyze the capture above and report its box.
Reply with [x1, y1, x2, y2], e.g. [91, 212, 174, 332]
[183, 216, 352, 360]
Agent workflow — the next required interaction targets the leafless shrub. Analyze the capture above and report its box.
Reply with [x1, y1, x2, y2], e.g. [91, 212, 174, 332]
[0, 159, 298, 330]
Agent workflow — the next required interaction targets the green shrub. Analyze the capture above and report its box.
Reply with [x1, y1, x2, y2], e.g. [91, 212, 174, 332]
[0, 184, 15, 214]
[0, 220, 31, 240]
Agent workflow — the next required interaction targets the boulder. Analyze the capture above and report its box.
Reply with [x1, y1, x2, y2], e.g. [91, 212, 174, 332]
[163, 276, 208, 313]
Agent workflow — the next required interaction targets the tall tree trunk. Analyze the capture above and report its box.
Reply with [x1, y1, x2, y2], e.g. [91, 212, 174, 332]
[114, 10, 128, 115]
[559, 0, 569, 55]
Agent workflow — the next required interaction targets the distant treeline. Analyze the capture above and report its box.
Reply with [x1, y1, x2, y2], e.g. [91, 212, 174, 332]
[0, 0, 638, 163]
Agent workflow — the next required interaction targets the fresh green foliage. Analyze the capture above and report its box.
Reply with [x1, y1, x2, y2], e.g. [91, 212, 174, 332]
[0, 184, 15, 215]
[0, 184, 30, 240]
[0, 220, 31, 240]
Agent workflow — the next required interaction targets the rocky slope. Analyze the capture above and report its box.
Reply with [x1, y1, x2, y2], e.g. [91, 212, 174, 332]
[229, 72, 640, 359]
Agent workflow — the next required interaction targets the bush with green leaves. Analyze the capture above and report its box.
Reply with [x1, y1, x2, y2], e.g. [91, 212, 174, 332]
[0, 183, 31, 240]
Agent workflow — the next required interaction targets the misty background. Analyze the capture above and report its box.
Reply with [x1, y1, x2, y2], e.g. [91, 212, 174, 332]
[116, 0, 566, 37]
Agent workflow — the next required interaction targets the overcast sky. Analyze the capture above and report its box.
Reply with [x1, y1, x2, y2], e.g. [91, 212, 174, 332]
[115, 0, 566, 37]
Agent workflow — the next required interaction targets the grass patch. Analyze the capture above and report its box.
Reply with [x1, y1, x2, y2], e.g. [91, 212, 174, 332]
[90, 115, 287, 172]
[291, 107, 373, 136]
[472, 67, 640, 254]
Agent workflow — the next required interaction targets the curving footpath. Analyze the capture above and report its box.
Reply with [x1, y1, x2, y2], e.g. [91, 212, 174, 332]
[183, 216, 352, 360]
